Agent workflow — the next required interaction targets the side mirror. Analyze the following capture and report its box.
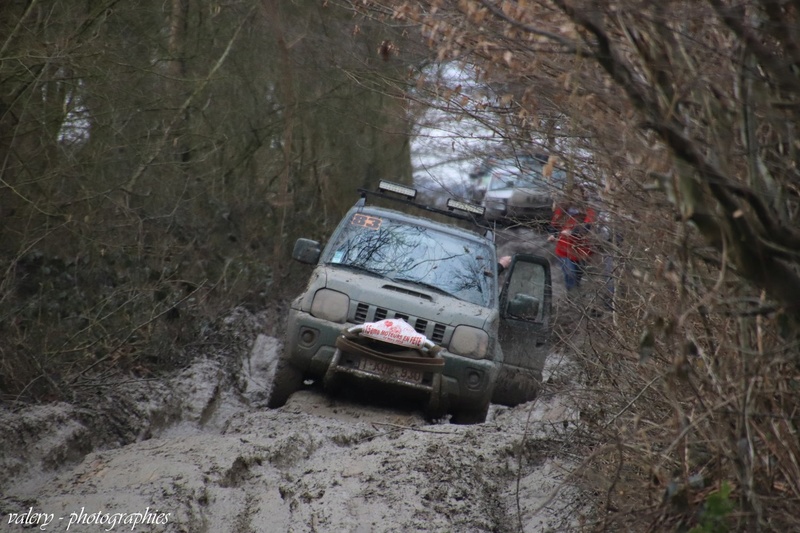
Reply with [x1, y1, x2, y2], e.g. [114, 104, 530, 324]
[292, 238, 321, 264]
[499, 253, 551, 323]
[506, 293, 540, 320]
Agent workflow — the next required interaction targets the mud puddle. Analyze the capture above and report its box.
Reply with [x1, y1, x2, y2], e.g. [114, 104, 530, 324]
[1, 307, 590, 533]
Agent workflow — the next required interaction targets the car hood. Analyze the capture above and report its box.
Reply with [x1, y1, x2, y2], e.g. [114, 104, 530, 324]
[485, 187, 552, 205]
[302, 266, 497, 331]
[484, 189, 515, 200]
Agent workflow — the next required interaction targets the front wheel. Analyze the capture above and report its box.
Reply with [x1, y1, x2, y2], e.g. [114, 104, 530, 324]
[451, 400, 490, 425]
[323, 349, 344, 395]
[267, 356, 303, 408]
[425, 374, 449, 422]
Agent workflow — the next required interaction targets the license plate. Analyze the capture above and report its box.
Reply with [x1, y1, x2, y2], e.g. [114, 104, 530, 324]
[357, 357, 424, 384]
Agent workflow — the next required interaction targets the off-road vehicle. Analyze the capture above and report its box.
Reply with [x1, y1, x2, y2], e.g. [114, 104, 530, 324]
[268, 181, 552, 423]
[479, 154, 566, 225]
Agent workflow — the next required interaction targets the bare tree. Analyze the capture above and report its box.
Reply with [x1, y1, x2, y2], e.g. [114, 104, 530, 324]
[370, 0, 800, 529]
[0, 1, 421, 401]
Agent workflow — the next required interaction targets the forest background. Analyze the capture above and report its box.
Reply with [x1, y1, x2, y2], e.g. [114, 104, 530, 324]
[2, 0, 800, 530]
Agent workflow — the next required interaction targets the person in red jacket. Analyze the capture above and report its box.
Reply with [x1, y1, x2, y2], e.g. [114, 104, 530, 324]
[548, 201, 597, 291]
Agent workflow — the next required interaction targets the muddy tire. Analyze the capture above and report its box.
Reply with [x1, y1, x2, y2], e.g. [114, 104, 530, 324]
[323, 349, 344, 395]
[491, 368, 541, 407]
[322, 369, 343, 395]
[425, 374, 449, 421]
[267, 357, 303, 408]
[451, 400, 490, 425]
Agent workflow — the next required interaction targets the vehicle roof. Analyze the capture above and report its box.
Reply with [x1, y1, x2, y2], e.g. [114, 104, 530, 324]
[352, 204, 494, 246]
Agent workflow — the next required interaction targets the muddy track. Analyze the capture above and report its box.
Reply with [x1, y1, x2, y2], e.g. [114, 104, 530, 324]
[1, 233, 591, 532]
[1, 338, 586, 533]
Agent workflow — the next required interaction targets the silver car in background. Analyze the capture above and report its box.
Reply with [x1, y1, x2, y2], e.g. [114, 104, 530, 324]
[480, 155, 566, 225]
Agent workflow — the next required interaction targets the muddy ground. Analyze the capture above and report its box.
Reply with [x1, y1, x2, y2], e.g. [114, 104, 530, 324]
[0, 229, 597, 533]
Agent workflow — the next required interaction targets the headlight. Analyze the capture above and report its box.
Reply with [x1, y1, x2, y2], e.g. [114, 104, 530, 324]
[310, 289, 350, 323]
[449, 325, 489, 359]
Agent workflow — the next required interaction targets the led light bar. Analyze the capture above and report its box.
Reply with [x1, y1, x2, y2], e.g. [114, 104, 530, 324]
[446, 198, 486, 216]
[378, 180, 417, 200]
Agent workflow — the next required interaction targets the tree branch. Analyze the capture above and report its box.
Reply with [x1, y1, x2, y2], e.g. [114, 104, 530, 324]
[123, 3, 258, 193]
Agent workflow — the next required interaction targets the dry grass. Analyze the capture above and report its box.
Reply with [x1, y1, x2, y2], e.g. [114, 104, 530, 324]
[552, 210, 800, 532]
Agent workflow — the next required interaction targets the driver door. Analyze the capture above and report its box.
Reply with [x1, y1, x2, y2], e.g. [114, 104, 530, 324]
[492, 254, 553, 406]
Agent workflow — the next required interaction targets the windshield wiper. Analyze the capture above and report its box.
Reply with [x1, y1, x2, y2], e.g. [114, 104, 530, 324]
[327, 262, 390, 279]
[391, 277, 455, 298]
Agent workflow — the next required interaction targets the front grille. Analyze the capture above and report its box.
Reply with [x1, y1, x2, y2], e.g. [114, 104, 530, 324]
[355, 302, 369, 323]
[432, 323, 446, 343]
[351, 302, 449, 345]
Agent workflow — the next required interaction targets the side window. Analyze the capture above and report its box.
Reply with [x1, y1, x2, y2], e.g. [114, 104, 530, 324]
[504, 261, 546, 322]
[551, 169, 567, 191]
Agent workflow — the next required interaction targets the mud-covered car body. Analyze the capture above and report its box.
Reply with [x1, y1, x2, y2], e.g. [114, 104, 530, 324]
[269, 182, 552, 423]
[480, 157, 566, 224]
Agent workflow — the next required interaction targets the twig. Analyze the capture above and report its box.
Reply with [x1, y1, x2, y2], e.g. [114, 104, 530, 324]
[526, 443, 615, 519]
[602, 375, 660, 429]
[516, 391, 541, 532]
[69, 281, 207, 382]
[369, 421, 457, 435]
[122, 3, 258, 193]
[0, 0, 39, 57]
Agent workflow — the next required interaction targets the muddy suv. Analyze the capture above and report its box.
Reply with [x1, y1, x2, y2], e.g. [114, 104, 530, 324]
[480, 154, 566, 225]
[268, 181, 552, 423]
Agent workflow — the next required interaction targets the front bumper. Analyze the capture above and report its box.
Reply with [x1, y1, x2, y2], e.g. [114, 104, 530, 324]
[483, 202, 552, 223]
[507, 204, 553, 219]
[284, 308, 497, 409]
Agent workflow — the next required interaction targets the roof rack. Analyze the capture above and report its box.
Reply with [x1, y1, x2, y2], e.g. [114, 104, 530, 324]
[357, 180, 495, 240]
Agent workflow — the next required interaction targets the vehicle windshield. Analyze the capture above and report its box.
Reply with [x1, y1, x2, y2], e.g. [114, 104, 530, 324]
[325, 213, 496, 307]
[488, 165, 566, 192]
